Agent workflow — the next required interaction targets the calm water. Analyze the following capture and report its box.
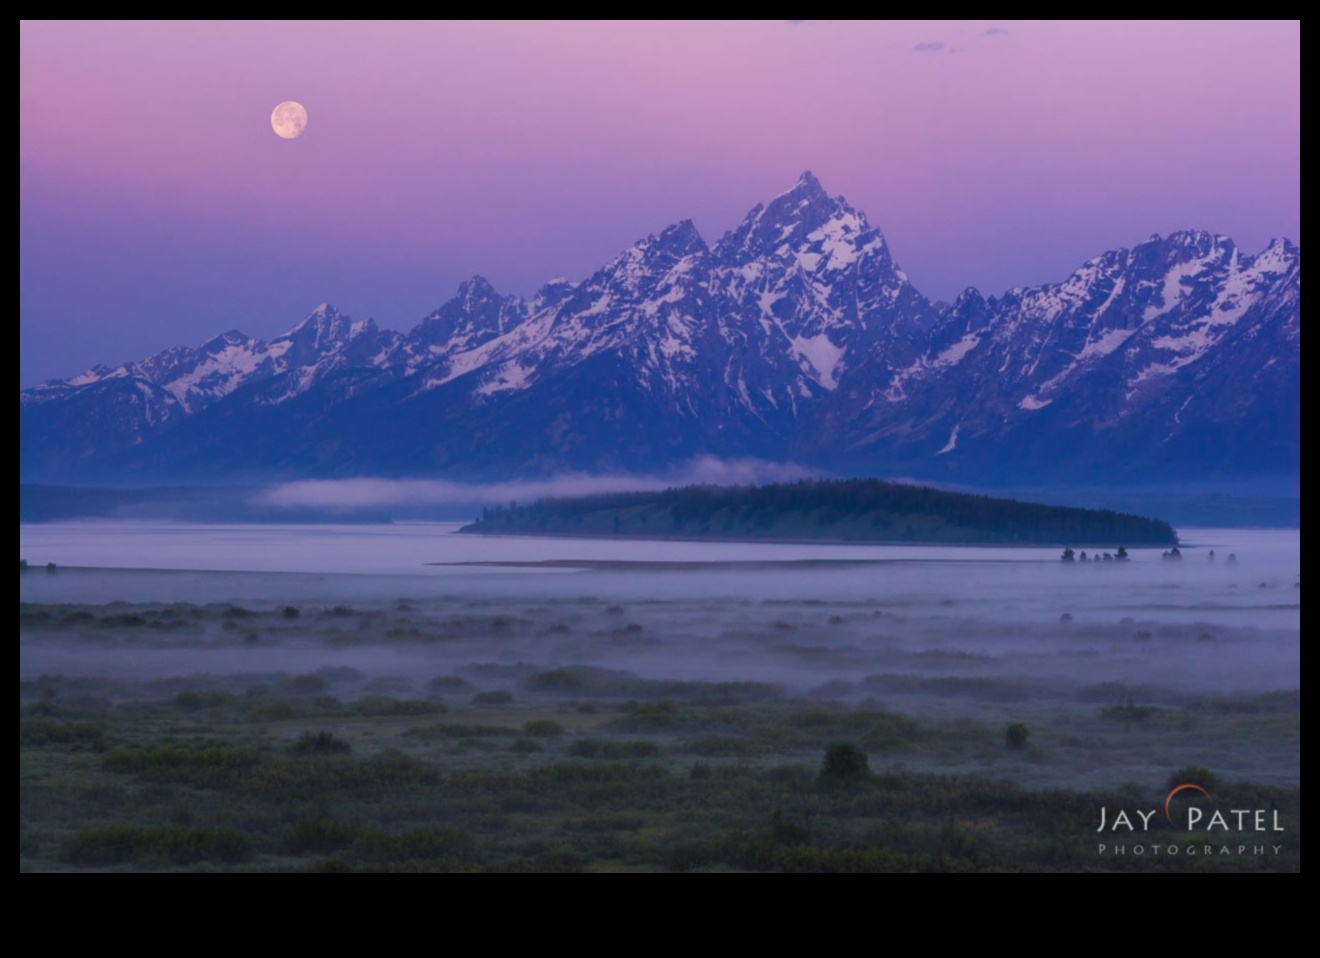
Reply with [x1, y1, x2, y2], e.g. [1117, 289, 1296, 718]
[19, 521, 1298, 626]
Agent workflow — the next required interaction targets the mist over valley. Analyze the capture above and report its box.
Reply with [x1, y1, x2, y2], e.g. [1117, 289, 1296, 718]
[20, 522, 1299, 870]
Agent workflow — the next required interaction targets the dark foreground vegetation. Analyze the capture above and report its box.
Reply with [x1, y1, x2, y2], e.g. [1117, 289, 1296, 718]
[20, 599, 1296, 873]
[460, 479, 1177, 546]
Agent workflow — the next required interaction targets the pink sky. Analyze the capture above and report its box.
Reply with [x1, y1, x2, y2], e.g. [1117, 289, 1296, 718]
[20, 20, 1300, 386]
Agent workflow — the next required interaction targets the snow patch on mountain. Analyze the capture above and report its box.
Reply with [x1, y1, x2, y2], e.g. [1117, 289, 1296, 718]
[1078, 327, 1136, 360]
[67, 365, 119, 387]
[932, 333, 981, 367]
[476, 361, 536, 396]
[791, 334, 845, 389]
[1143, 253, 1217, 321]
[936, 425, 960, 455]
[162, 350, 259, 410]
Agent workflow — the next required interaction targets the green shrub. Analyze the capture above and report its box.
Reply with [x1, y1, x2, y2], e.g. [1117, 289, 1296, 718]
[173, 690, 236, 711]
[100, 613, 147, 627]
[521, 720, 563, 737]
[20, 719, 107, 748]
[104, 744, 260, 786]
[1100, 704, 1163, 722]
[769, 810, 813, 844]
[567, 739, 660, 760]
[292, 730, 352, 755]
[62, 825, 252, 865]
[285, 816, 359, 854]
[404, 722, 508, 740]
[310, 857, 352, 872]
[352, 827, 473, 864]
[352, 696, 445, 717]
[617, 700, 678, 729]
[426, 675, 473, 692]
[1167, 765, 1218, 791]
[562, 815, 645, 833]
[247, 701, 298, 721]
[817, 742, 870, 785]
[680, 735, 756, 757]
[1004, 722, 1030, 748]
[284, 674, 328, 695]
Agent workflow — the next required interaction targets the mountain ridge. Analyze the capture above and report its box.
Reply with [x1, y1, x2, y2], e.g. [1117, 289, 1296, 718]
[20, 173, 1299, 487]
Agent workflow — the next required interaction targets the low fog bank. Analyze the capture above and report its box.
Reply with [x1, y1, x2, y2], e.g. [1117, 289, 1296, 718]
[21, 469, 1300, 529]
[258, 458, 813, 514]
[21, 551, 1299, 699]
[20, 459, 814, 525]
[20, 527, 1299, 790]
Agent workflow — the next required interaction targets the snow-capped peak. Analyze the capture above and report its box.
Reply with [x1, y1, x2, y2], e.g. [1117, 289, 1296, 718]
[714, 172, 877, 270]
[21, 176, 1298, 488]
[776, 169, 826, 201]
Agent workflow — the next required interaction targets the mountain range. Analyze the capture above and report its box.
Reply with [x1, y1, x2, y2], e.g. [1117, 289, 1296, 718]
[20, 172, 1300, 487]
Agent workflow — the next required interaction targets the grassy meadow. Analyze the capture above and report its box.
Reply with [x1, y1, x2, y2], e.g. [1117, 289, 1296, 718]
[19, 592, 1300, 872]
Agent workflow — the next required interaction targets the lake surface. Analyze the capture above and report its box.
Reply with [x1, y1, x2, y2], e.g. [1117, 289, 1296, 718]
[18, 521, 1299, 620]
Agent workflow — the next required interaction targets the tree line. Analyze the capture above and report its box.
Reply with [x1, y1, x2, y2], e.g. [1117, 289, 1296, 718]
[462, 478, 1177, 546]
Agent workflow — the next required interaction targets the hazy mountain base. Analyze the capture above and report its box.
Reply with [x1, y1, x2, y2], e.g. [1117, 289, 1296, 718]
[20, 481, 1298, 529]
[20, 594, 1299, 872]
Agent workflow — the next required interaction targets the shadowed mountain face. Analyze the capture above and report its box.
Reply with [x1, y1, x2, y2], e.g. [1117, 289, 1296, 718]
[20, 173, 1299, 486]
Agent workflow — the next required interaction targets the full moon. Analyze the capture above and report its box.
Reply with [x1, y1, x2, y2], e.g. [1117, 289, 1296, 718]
[270, 101, 308, 139]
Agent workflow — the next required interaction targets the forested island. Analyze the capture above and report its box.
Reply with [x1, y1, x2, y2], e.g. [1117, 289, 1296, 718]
[459, 479, 1177, 546]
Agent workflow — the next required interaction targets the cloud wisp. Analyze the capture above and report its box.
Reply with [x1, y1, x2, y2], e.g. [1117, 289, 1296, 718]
[256, 458, 816, 513]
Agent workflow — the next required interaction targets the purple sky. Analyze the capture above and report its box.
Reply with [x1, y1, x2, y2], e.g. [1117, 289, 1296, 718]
[20, 20, 1300, 387]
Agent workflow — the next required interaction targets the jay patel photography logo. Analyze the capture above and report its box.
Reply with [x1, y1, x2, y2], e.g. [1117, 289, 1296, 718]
[1095, 782, 1286, 858]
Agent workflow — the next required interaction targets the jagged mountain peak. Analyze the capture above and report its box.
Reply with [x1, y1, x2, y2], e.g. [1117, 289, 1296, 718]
[298, 302, 340, 323]
[454, 275, 500, 303]
[531, 277, 579, 312]
[583, 221, 711, 302]
[1165, 230, 1237, 260]
[655, 219, 707, 254]
[281, 305, 373, 351]
[622, 219, 709, 261]
[274, 303, 336, 338]
[952, 287, 986, 308]
[424, 278, 521, 324]
[192, 332, 257, 358]
[1252, 237, 1299, 273]
[776, 169, 826, 201]
[408, 276, 529, 357]
[713, 173, 880, 273]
